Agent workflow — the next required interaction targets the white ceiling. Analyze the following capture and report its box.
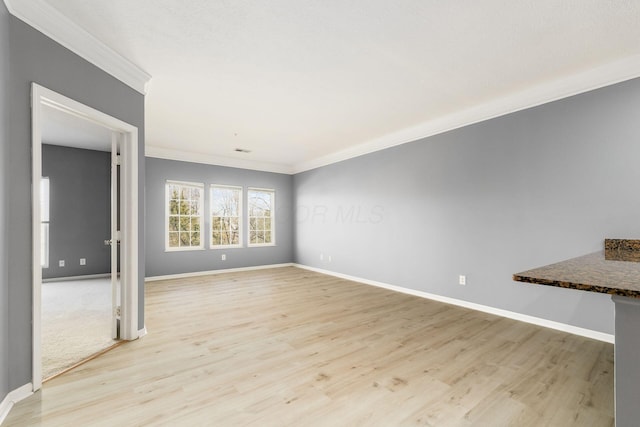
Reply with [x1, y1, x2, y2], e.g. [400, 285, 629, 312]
[37, 0, 640, 173]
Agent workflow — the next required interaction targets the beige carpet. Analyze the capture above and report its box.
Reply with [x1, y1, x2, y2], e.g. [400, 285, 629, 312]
[41, 277, 117, 380]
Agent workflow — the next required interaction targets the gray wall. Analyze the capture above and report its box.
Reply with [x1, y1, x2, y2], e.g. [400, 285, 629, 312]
[146, 158, 294, 277]
[294, 77, 640, 336]
[42, 145, 111, 279]
[0, 0, 10, 403]
[7, 16, 145, 390]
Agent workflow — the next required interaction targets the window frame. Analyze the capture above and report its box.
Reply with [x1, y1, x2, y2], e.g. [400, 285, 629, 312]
[247, 187, 276, 247]
[165, 180, 205, 252]
[210, 184, 243, 249]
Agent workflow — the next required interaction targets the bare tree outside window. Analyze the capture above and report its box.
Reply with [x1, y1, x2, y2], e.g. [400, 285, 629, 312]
[211, 185, 242, 247]
[248, 188, 275, 246]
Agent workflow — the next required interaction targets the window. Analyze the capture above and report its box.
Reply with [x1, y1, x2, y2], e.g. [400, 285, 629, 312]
[41, 177, 50, 268]
[166, 181, 204, 250]
[248, 188, 275, 246]
[210, 185, 242, 248]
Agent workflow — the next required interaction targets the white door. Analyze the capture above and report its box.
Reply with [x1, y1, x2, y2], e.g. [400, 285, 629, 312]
[111, 133, 121, 339]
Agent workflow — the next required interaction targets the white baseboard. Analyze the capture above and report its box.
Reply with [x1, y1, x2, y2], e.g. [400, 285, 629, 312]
[294, 264, 615, 344]
[145, 263, 294, 282]
[0, 383, 33, 425]
[43, 273, 111, 283]
[138, 326, 148, 338]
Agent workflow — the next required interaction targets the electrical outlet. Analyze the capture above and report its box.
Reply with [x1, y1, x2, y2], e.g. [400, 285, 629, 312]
[80, 258, 86, 265]
[459, 275, 466, 286]
[59, 260, 65, 267]
[221, 254, 226, 261]
[328, 255, 332, 263]
[320, 253, 324, 261]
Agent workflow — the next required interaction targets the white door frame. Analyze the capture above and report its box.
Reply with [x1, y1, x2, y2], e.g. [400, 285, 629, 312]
[31, 83, 140, 391]
[110, 133, 120, 340]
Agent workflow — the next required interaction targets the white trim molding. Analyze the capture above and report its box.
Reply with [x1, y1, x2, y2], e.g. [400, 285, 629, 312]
[4, 0, 151, 94]
[148, 55, 640, 175]
[295, 264, 615, 344]
[145, 146, 294, 175]
[145, 263, 294, 282]
[293, 54, 640, 174]
[0, 383, 33, 425]
[138, 326, 148, 338]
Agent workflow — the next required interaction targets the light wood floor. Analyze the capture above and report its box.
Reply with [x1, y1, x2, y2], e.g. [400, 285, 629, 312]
[5, 267, 614, 426]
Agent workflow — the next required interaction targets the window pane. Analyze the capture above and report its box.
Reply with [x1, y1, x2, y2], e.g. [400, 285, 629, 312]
[191, 232, 200, 246]
[248, 189, 275, 245]
[179, 232, 190, 246]
[166, 182, 203, 250]
[190, 201, 200, 215]
[210, 185, 242, 247]
[180, 200, 190, 215]
[169, 199, 179, 215]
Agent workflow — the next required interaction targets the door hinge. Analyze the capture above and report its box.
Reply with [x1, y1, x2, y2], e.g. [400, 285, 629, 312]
[115, 306, 121, 317]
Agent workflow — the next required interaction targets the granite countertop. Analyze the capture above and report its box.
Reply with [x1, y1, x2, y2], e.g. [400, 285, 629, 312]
[513, 249, 640, 299]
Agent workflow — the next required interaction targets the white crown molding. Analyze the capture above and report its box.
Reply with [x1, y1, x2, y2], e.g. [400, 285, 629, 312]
[295, 264, 615, 343]
[4, 0, 151, 94]
[145, 145, 295, 175]
[293, 54, 640, 174]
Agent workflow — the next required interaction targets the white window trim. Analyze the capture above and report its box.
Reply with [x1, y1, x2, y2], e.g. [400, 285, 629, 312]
[247, 187, 276, 247]
[165, 180, 205, 252]
[210, 184, 243, 249]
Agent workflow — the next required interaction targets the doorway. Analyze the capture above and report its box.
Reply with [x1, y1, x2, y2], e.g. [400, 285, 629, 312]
[40, 140, 116, 380]
[31, 84, 139, 391]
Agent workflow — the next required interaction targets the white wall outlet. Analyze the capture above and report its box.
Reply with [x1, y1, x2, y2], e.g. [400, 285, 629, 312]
[328, 255, 332, 263]
[59, 260, 65, 267]
[80, 258, 86, 265]
[459, 275, 466, 286]
[320, 253, 324, 261]
[221, 254, 226, 261]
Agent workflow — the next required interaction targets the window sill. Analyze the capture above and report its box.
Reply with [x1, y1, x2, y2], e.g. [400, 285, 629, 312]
[165, 247, 206, 253]
[248, 243, 277, 248]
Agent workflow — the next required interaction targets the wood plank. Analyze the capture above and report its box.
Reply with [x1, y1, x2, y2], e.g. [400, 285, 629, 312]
[5, 267, 613, 426]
